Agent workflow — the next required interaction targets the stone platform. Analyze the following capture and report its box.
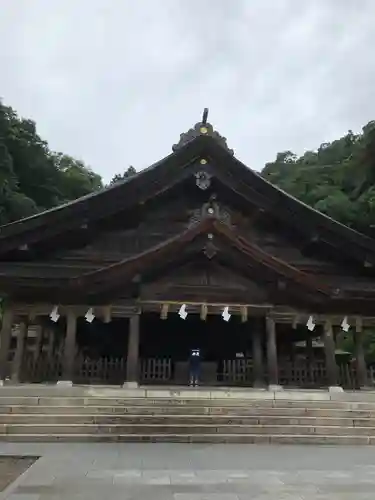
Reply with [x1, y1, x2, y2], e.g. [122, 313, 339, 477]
[3, 442, 375, 499]
[1, 385, 375, 444]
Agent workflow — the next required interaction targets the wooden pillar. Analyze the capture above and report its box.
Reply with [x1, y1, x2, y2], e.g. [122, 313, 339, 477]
[323, 320, 339, 388]
[33, 325, 43, 363]
[306, 336, 314, 385]
[60, 310, 77, 384]
[252, 320, 264, 387]
[11, 320, 28, 383]
[46, 328, 55, 361]
[266, 316, 280, 388]
[354, 318, 368, 389]
[125, 314, 140, 387]
[0, 307, 14, 382]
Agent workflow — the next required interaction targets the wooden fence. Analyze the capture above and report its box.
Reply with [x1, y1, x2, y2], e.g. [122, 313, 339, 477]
[21, 353, 62, 383]
[140, 358, 172, 384]
[17, 355, 375, 388]
[221, 359, 255, 385]
[222, 359, 375, 389]
[74, 356, 126, 385]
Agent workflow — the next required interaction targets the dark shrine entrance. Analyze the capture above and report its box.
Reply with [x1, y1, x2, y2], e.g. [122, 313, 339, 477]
[70, 312, 260, 386]
[74, 317, 130, 385]
[140, 312, 248, 361]
[139, 312, 256, 386]
[76, 318, 129, 360]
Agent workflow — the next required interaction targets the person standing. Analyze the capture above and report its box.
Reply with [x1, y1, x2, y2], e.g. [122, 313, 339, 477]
[189, 348, 201, 387]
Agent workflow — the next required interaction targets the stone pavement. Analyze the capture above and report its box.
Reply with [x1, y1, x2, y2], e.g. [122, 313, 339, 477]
[0, 443, 374, 499]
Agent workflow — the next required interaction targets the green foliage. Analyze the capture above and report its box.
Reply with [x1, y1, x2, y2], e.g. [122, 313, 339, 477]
[261, 123, 375, 234]
[0, 99, 103, 225]
[110, 166, 137, 185]
[53, 153, 103, 202]
[338, 329, 375, 364]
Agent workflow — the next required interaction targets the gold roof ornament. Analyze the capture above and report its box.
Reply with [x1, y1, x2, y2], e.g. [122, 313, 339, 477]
[172, 108, 234, 155]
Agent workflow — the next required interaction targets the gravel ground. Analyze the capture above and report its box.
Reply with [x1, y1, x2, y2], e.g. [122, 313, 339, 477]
[0, 456, 36, 492]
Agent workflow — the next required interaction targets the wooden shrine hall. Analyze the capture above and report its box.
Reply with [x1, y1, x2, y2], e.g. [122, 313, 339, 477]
[0, 110, 375, 390]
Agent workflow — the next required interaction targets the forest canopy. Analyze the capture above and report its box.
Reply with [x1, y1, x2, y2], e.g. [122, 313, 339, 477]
[261, 120, 375, 236]
[0, 100, 103, 225]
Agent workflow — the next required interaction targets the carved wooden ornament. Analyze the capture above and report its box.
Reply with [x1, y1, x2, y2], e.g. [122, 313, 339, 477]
[195, 171, 211, 190]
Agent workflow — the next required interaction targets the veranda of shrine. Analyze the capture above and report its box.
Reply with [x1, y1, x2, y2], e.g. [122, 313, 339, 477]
[0, 111, 375, 391]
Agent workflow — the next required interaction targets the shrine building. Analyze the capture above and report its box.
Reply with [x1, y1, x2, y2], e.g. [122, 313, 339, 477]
[0, 111, 374, 390]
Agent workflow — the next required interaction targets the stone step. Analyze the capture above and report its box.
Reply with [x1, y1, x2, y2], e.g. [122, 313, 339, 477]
[0, 397, 275, 407]
[2, 389, 375, 444]
[0, 397, 286, 407]
[1, 423, 375, 436]
[1, 413, 375, 427]
[0, 385, 375, 403]
[0, 433, 372, 445]
[3, 396, 375, 410]
[3, 404, 375, 418]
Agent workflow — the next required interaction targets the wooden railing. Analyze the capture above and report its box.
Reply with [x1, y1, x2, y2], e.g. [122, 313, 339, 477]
[17, 354, 375, 388]
[280, 361, 375, 389]
[140, 358, 172, 384]
[74, 356, 126, 385]
[220, 359, 375, 389]
[21, 352, 62, 383]
[279, 361, 326, 388]
[221, 359, 254, 385]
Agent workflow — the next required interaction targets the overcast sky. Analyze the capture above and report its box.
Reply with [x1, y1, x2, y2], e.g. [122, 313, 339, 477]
[2, 1, 375, 182]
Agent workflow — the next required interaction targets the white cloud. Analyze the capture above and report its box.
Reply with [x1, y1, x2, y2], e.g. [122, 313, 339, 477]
[1, 0, 375, 181]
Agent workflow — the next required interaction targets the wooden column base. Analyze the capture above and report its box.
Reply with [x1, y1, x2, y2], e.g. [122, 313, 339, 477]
[328, 386, 344, 393]
[268, 384, 283, 392]
[122, 381, 139, 389]
[56, 380, 73, 387]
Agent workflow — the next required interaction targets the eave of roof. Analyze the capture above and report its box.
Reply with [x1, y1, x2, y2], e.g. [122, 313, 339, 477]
[67, 218, 331, 297]
[0, 124, 374, 258]
[0, 217, 332, 299]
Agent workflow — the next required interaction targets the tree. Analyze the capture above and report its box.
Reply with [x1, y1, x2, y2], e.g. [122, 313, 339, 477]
[53, 153, 103, 201]
[110, 166, 137, 185]
[261, 122, 375, 235]
[337, 328, 375, 364]
[0, 99, 103, 224]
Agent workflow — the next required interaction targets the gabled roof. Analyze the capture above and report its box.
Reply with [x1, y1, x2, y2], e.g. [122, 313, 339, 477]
[70, 218, 331, 297]
[0, 217, 333, 305]
[1, 116, 375, 263]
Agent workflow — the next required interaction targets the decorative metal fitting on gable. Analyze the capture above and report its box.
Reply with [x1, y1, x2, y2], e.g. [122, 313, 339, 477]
[204, 200, 232, 227]
[204, 234, 217, 259]
[172, 108, 234, 155]
[195, 171, 212, 190]
[188, 200, 233, 228]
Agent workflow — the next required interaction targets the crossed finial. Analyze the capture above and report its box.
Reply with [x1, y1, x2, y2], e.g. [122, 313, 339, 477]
[202, 108, 209, 124]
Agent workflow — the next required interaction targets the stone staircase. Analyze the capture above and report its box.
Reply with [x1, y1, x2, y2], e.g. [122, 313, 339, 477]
[1, 386, 375, 444]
